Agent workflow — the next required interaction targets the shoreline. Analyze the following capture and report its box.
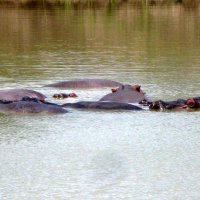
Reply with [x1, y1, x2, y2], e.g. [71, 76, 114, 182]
[0, 0, 199, 9]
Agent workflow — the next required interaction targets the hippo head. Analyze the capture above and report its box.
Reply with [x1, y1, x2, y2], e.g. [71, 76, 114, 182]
[186, 98, 199, 108]
[53, 92, 78, 99]
[149, 100, 166, 111]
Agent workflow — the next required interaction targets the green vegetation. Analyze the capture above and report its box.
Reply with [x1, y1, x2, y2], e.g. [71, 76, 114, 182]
[0, 0, 199, 9]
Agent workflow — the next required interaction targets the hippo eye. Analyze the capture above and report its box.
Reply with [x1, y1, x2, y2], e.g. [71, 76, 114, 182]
[53, 94, 58, 98]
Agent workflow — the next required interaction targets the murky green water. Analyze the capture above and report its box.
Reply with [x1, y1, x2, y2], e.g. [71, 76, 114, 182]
[0, 5, 200, 199]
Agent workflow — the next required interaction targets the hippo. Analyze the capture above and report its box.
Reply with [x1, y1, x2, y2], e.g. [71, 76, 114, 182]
[0, 89, 46, 102]
[62, 101, 143, 110]
[99, 84, 148, 103]
[149, 99, 187, 111]
[0, 97, 67, 114]
[149, 97, 200, 111]
[44, 79, 123, 89]
[53, 92, 78, 100]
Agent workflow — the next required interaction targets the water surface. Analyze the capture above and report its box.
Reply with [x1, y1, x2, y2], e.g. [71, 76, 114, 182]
[0, 5, 200, 199]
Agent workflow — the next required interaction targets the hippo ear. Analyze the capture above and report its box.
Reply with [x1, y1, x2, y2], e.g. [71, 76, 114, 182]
[131, 85, 140, 92]
[111, 87, 119, 93]
[131, 85, 146, 94]
[69, 92, 78, 98]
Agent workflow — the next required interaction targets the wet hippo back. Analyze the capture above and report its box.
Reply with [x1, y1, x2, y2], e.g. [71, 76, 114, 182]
[63, 101, 143, 110]
[0, 89, 46, 102]
[100, 91, 146, 103]
[0, 101, 67, 114]
[44, 79, 122, 89]
[99, 85, 148, 103]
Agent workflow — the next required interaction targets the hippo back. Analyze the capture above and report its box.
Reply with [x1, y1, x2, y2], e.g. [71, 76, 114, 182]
[44, 79, 122, 89]
[63, 101, 143, 110]
[0, 89, 46, 102]
[99, 90, 147, 103]
[0, 101, 67, 114]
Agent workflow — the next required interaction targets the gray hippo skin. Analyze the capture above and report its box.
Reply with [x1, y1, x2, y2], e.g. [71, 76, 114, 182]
[0, 101, 67, 114]
[99, 84, 148, 103]
[0, 89, 46, 102]
[44, 79, 122, 89]
[62, 101, 143, 110]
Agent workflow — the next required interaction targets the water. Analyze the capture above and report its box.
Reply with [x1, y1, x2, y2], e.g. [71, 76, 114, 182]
[0, 5, 200, 199]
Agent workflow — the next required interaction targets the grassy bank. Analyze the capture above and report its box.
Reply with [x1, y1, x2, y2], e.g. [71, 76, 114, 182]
[0, 0, 199, 9]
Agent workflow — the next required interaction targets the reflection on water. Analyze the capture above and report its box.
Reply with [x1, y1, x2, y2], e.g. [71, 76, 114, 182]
[0, 5, 200, 199]
[0, 6, 200, 99]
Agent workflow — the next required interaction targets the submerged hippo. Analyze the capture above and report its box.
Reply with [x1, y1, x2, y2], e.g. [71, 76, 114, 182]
[99, 84, 148, 103]
[0, 97, 67, 114]
[53, 92, 78, 100]
[62, 101, 143, 110]
[149, 97, 200, 111]
[149, 100, 185, 111]
[0, 89, 46, 102]
[44, 79, 123, 89]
